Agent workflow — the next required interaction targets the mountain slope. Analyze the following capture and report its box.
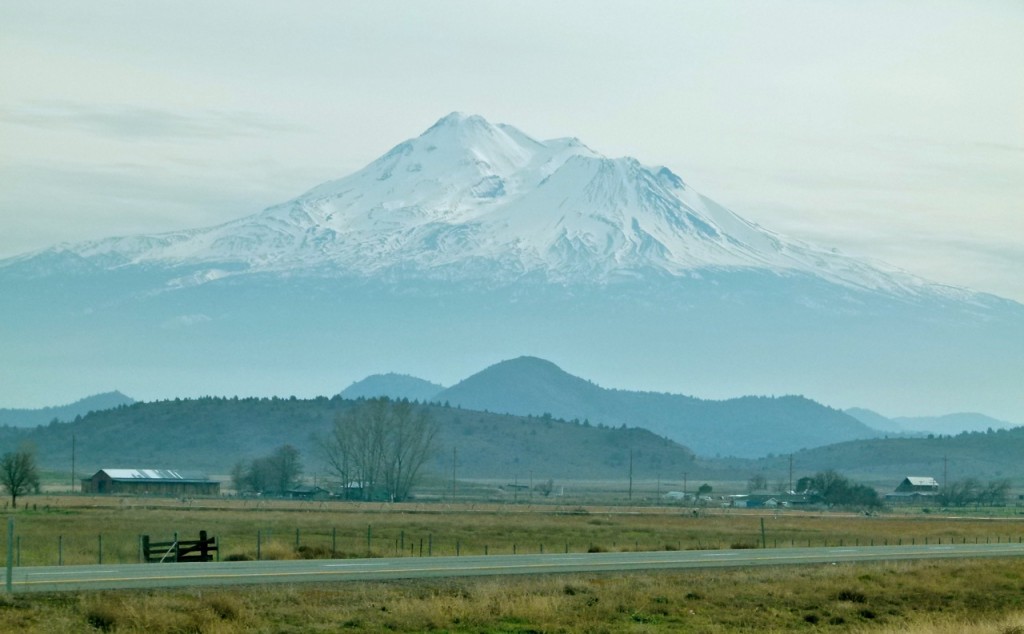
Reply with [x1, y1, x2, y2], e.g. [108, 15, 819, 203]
[2, 112, 991, 302]
[891, 413, 1016, 435]
[845, 408, 1016, 435]
[340, 374, 445, 402]
[437, 357, 879, 458]
[0, 391, 135, 427]
[1, 113, 1021, 422]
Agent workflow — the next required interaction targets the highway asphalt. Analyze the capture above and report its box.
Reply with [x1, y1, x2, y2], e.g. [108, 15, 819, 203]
[9, 542, 1024, 593]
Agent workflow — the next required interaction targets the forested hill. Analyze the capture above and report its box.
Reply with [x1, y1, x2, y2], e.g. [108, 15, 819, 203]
[0, 396, 695, 480]
[752, 426, 1024, 482]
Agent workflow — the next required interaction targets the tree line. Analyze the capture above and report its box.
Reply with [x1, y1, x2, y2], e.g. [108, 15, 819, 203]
[938, 478, 1011, 507]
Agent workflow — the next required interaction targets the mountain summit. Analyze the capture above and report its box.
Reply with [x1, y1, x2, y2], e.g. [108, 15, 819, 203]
[1, 113, 1021, 420]
[6, 113, 968, 298]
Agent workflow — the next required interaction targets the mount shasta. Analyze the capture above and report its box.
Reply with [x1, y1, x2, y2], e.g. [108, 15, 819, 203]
[1, 113, 1021, 420]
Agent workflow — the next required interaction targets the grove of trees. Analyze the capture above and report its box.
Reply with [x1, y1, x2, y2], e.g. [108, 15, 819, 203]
[796, 470, 881, 508]
[937, 478, 1011, 507]
[322, 398, 438, 502]
[231, 444, 303, 496]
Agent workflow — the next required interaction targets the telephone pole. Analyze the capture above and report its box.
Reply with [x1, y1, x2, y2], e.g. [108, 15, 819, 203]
[628, 449, 633, 501]
[451, 447, 457, 502]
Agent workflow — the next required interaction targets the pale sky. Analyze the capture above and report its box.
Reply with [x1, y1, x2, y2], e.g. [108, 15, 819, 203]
[1, 1, 1022, 301]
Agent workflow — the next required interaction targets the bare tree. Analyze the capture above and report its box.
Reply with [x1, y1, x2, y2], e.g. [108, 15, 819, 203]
[534, 478, 554, 497]
[981, 479, 1011, 507]
[323, 398, 438, 501]
[1, 447, 40, 508]
[234, 445, 303, 496]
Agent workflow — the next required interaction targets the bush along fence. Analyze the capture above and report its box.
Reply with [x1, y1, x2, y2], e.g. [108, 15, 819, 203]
[3, 521, 1024, 568]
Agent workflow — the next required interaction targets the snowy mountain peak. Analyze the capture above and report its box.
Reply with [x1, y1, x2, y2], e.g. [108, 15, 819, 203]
[0, 113, 966, 297]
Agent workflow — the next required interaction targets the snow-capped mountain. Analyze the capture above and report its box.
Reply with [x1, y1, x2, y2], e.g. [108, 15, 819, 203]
[2, 113, 1022, 424]
[5, 112, 965, 299]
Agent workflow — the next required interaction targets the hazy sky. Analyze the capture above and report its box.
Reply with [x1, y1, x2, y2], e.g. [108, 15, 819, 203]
[2, 1, 1022, 300]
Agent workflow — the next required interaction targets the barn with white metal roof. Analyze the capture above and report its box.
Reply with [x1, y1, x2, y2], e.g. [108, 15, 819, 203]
[81, 469, 220, 496]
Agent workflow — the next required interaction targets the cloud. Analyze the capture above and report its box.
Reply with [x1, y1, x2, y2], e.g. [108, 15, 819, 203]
[0, 101, 303, 140]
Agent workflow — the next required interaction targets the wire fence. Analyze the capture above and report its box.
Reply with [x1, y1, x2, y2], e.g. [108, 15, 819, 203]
[3, 523, 1023, 568]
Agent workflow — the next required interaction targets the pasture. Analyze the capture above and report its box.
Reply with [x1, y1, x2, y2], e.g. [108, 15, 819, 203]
[1, 495, 1023, 632]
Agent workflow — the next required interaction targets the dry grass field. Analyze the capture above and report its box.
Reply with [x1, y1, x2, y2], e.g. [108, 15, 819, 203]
[1, 559, 1023, 632]
[1, 496, 1023, 632]
[6, 495, 1024, 566]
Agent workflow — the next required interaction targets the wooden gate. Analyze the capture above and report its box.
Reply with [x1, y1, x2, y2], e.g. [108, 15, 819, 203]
[141, 530, 218, 563]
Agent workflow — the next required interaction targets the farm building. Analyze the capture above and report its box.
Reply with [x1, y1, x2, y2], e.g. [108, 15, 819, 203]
[885, 476, 940, 503]
[81, 469, 220, 496]
[286, 484, 330, 500]
[894, 476, 940, 494]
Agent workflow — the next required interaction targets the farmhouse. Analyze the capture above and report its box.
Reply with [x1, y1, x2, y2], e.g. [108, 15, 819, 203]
[81, 469, 220, 496]
[885, 476, 940, 503]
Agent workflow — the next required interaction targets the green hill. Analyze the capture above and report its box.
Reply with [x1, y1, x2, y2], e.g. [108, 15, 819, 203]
[753, 426, 1024, 483]
[0, 396, 695, 481]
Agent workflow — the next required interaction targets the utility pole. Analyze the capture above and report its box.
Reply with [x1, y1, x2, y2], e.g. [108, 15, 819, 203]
[788, 454, 793, 493]
[451, 447, 457, 502]
[71, 434, 76, 494]
[683, 472, 688, 498]
[943, 455, 948, 489]
[628, 449, 633, 501]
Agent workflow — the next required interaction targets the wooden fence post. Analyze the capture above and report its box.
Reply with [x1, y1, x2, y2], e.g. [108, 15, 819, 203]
[6, 518, 13, 593]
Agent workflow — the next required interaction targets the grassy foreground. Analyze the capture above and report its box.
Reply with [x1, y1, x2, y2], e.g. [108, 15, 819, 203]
[3, 498, 1024, 631]
[1, 558, 1024, 632]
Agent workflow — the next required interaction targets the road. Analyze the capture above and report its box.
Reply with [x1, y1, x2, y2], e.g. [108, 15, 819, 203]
[9, 542, 1024, 593]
